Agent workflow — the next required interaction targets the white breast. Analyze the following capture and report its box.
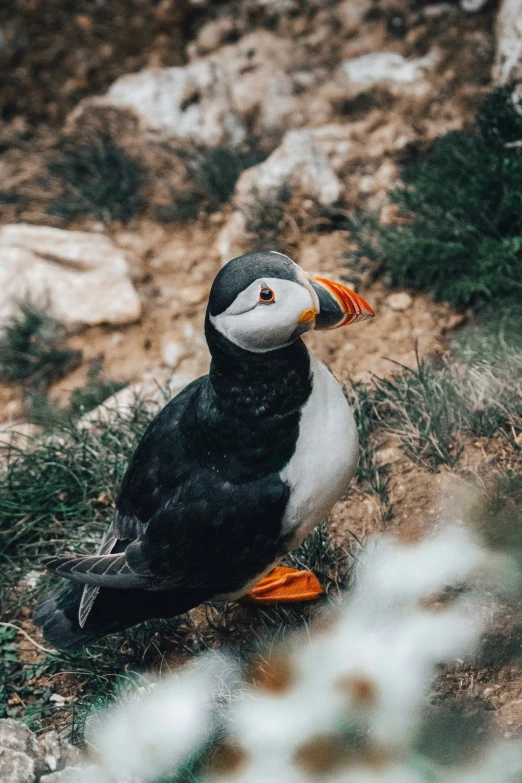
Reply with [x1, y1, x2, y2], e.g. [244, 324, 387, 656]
[280, 353, 358, 545]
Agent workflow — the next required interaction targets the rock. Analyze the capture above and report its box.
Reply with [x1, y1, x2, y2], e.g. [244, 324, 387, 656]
[0, 721, 38, 783]
[0, 749, 35, 783]
[177, 285, 208, 307]
[0, 225, 141, 327]
[218, 129, 342, 263]
[0, 720, 38, 757]
[342, 51, 434, 87]
[385, 292, 413, 311]
[335, 0, 369, 33]
[37, 732, 82, 778]
[161, 340, 185, 369]
[216, 210, 252, 264]
[73, 29, 323, 147]
[74, 60, 246, 147]
[79, 371, 194, 427]
[243, 0, 298, 13]
[493, 0, 522, 85]
[374, 447, 401, 467]
[460, 0, 488, 10]
[190, 16, 241, 56]
[210, 31, 304, 137]
[306, 124, 355, 172]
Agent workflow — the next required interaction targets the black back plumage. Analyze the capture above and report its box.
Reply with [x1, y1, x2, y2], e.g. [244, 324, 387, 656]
[34, 252, 313, 649]
[119, 321, 312, 590]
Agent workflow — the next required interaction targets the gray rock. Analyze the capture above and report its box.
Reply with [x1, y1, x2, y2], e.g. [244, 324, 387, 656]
[74, 30, 308, 147]
[0, 748, 35, 783]
[72, 60, 246, 147]
[0, 720, 38, 757]
[37, 732, 83, 778]
[217, 129, 342, 263]
[493, 0, 522, 84]
[342, 51, 435, 86]
[0, 225, 141, 327]
[460, 0, 488, 10]
[212, 31, 303, 137]
[161, 340, 185, 369]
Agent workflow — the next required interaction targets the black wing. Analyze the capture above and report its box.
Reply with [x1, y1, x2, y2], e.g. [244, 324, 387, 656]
[44, 376, 291, 610]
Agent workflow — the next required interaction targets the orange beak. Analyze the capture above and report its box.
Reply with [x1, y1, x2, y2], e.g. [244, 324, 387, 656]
[304, 274, 375, 330]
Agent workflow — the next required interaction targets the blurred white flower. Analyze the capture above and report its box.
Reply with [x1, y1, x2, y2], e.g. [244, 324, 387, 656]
[352, 526, 486, 614]
[68, 524, 522, 783]
[90, 659, 217, 782]
[440, 741, 522, 783]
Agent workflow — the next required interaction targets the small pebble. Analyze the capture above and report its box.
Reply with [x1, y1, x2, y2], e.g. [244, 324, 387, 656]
[161, 340, 184, 369]
[385, 291, 413, 311]
[209, 211, 225, 224]
[179, 285, 207, 306]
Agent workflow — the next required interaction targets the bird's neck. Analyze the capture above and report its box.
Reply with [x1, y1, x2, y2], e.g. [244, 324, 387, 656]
[204, 317, 312, 418]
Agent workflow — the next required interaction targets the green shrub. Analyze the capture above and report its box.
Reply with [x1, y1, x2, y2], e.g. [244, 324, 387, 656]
[157, 145, 266, 223]
[193, 145, 264, 205]
[68, 363, 126, 418]
[0, 300, 81, 391]
[48, 134, 145, 223]
[353, 85, 522, 312]
[243, 185, 291, 251]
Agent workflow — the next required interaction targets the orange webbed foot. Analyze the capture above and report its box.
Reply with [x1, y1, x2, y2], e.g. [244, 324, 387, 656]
[242, 566, 324, 604]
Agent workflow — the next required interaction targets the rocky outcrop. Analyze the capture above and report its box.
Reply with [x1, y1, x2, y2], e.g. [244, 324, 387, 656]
[71, 29, 323, 147]
[204, 31, 305, 138]
[0, 721, 82, 783]
[341, 51, 435, 93]
[0, 225, 141, 327]
[77, 60, 247, 147]
[217, 129, 342, 262]
[493, 0, 522, 84]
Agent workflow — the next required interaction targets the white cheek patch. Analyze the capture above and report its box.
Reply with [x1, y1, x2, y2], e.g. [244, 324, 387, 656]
[211, 278, 314, 353]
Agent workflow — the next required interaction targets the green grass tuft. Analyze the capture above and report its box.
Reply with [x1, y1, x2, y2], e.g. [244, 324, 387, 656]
[48, 134, 145, 223]
[347, 351, 522, 472]
[0, 300, 81, 392]
[243, 185, 291, 251]
[68, 363, 126, 418]
[157, 144, 266, 223]
[193, 146, 264, 206]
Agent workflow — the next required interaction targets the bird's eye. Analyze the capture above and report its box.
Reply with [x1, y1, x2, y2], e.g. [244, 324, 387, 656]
[259, 286, 275, 303]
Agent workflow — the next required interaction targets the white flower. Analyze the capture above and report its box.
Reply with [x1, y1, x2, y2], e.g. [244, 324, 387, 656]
[91, 660, 216, 782]
[352, 526, 487, 616]
[440, 741, 522, 783]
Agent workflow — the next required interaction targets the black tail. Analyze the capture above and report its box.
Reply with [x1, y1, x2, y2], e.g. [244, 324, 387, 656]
[33, 582, 207, 650]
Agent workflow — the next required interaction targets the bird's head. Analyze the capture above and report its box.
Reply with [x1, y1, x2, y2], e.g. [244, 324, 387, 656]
[207, 251, 374, 354]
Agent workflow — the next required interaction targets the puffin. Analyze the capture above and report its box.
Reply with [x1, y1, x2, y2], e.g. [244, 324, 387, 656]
[34, 251, 374, 649]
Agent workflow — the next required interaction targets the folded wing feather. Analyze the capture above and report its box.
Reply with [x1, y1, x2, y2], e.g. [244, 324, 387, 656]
[41, 553, 150, 589]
